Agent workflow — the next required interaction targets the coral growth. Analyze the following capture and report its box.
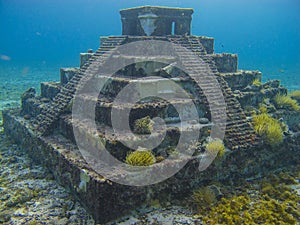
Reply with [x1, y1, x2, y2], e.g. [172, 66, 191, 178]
[202, 193, 299, 225]
[205, 139, 225, 157]
[191, 172, 300, 225]
[125, 147, 156, 166]
[133, 116, 154, 134]
[26, 220, 44, 225]
[190, 186, 217, 212]
[252, 78, 261, 86]
[274, 94, 300, 111]
[258, 104, 268, 113]
[252, 113, 283, 146]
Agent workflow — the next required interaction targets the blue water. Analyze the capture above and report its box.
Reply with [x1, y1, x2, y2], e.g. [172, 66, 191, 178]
[0, 0, 299, 93]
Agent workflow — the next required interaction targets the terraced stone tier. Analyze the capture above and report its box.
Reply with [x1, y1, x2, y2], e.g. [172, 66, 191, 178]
[41, 82, 61, 99]
[30, 35, 260, 151]
[74, 94, 206, 127]
[220, 70, 262, 91]
[167, 36, 260, 150]
[58, 114, 211, 161]
[31, 36, 128, 135]
[4, 109, 299, 223]
[211, 53, 237, 73]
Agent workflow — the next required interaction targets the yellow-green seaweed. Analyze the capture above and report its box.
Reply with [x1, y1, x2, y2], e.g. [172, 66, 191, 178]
[252, 113, 283, 146]
[125, 147, 156, 166]
[205, 139, 226, 157]
[188, 171, 300, 225]
[190, 186, 216, 212]
[133, 116, 154, 134]
[252, 78, 261, 86]
[289, 90, 300, 101]
[274, 94, 300, 111]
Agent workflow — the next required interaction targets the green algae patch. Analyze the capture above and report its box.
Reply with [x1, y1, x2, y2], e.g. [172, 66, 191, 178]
[289, 90, 300, 101]
[206, 139, 226, 158]
[252, 113, 283, 146]
[133, 116, 154, 134]
[274, 94, 300, 111]
[190, 186, 217, 212]
[190, 171, 300, 225]
[125, 147, 156, 166]
[252, 78, 261, 86]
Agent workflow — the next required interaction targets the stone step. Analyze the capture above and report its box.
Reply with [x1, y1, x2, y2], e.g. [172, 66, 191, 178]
[32, 36, 128, 135]
[74, 93, 208, 127]
[59, 114, 212, 156]
[168, 36, 260, 150]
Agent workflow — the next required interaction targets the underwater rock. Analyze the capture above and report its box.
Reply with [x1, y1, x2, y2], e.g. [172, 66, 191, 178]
[263, 80, 281, 89]
[198, 117, 209, 124]
[23, 114, 31, 120]
[21, 87, 36, 101]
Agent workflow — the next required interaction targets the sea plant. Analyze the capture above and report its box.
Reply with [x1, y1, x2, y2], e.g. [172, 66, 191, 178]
[202, 193, 299, 225]
[258, 104, 268, 114]
[125, 147, 156, 166]
[26, 220, 44, 225]
[274, 94, 300, 111]
[191, 171, 300, 225]
[205, 139, 225, 157]
[190, 186, 217, 212]
[252, 78, 261, 86]
[289, 90, 300, 101]
[252, 113, 283, 146]
[133, 116, 154, 134]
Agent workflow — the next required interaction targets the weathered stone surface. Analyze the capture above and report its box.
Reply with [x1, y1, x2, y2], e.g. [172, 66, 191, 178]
[120, 6, 193, 36]
[60, 68, 79, 85]
[21, 88, 36, 112]
[3, 109, 300, 223]
[236, 86, 287, 108]
[198, 36, 214, 54]
[212, 53, 237, 73]
[221, 70, 262, 90]
[274, 110, 300, 128]
[21, 88, 41, 116]
[80, 53, 94, 68]
[41, 82, 61, 99]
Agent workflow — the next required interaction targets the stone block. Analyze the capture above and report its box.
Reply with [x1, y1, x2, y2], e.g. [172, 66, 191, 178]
[60, 68, 79, 84]
[198, 36, 214, 54]
[222, 70, 262, 91]
[120, 6, 193, 36]
[212, 53, 237, 73]
[41, 82, 61, 99]
[100, 36, 109, 46]
[80, 53, 94, 68]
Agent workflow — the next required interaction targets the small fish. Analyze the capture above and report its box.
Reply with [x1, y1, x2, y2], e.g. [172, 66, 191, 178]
[0, 55, 11, 61]
[278, 69, 285, 73]
[35, 31, 41, 36]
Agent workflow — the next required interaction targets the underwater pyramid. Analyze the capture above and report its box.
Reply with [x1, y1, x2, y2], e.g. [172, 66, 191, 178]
[3, 6, 300, 223]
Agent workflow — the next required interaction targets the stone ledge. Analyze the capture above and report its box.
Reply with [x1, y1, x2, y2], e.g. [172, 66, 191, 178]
[198, 36, 214, 54]
[2, 109, 149, 223]
[60, 68, 79, 85]
[41, 82, 61, 99]
[221, 70, 262, 90]
[211, 53, 238, 73]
